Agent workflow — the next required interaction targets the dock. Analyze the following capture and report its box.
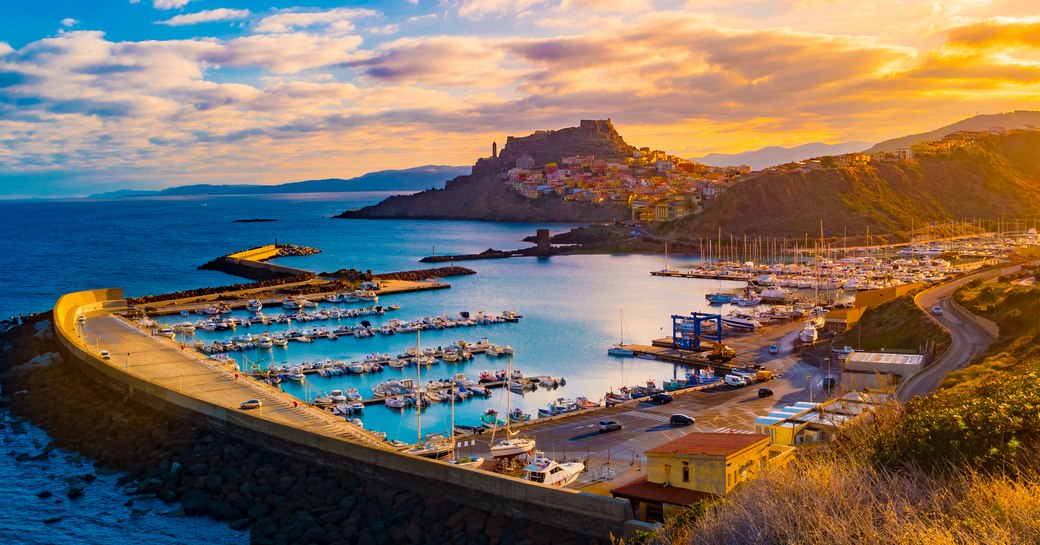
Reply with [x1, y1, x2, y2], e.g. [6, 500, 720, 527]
[620, 342, 741, 374]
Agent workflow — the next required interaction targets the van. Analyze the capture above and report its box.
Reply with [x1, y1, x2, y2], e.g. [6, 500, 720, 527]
[755, 370, 774, 381]
[724, 375, 746, 387]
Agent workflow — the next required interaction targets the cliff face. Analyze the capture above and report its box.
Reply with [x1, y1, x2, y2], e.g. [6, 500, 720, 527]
[337, 119, 634, 222]
[658, 131, 1040, 238]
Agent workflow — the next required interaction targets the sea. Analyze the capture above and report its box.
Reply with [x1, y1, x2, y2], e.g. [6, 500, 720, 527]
[0, 192, 739, 544]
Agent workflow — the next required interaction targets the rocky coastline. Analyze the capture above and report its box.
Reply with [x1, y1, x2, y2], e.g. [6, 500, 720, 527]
[0, 317, 607, 545]
[320, 266, 477, 282]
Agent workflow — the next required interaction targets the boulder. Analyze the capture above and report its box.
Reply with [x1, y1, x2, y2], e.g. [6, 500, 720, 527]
[181, 489, 211, 515]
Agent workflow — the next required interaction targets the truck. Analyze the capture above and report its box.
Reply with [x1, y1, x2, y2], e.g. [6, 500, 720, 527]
[755, 370, 774, 381]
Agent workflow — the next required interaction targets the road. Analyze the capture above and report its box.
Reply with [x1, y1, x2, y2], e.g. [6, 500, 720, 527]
[896, 268, 1006, 400]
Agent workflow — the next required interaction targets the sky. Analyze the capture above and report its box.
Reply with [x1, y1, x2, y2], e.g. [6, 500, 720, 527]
[2, 0, 1040, 197]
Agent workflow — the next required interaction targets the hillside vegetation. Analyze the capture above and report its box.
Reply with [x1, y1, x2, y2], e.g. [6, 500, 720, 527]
[833, 294, 950, 356]
[658, 131, 1040, 239]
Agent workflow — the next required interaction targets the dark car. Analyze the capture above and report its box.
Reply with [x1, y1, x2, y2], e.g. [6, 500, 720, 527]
[669, 414, 695, 426]
[599, 420, 623, 433]
[650, 393, 673, 404]
[758, 388, 774, 398]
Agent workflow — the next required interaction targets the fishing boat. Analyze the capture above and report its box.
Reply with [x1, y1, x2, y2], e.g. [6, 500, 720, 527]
[287, 370, 305, 382]
[705, 292, 736, 304]
[607, 308, 635, 356]
[385, 397, 406, 410]
[521, 451, 584, 487]
[508, 407, 531, 423]
[480, 408, 506, 429]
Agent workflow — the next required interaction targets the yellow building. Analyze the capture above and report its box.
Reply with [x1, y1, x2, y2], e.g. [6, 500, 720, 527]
[611, 433, 795, 522]
[753, 393, 892, 447]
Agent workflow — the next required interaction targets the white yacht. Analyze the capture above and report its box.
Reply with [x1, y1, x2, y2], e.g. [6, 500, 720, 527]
[489, 432, 536, 458]
[799, 321, 818, 344]
[521, 452, 584, 487]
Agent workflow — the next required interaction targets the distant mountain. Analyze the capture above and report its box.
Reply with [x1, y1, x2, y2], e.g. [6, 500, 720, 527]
[692, 141, 873, 170]
[866, 111, 1040, 153]
[338, 120, 633, 222]
[88, 165, 470, 198]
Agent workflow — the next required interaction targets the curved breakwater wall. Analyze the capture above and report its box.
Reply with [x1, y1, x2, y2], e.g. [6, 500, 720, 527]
[52, 289, 634, 542]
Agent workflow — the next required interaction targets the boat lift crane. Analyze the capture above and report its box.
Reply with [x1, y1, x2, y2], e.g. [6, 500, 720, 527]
[671, 313, 735, 360]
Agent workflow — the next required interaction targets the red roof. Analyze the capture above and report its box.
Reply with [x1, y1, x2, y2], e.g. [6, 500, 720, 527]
[646, 432, 769, 457]
[610, 475, 717, 505]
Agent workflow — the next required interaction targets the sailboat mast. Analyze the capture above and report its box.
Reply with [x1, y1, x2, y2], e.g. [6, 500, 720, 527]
[416, 330, 421, 443]
[450, 375, 456, 459]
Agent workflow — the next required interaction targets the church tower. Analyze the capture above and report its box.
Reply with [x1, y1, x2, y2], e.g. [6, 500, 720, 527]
[492, 141, 498, 158]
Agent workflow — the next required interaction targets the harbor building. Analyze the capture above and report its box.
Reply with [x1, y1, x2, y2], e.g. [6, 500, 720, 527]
[753, 393, 891, 446]
[610, 433, 795, 523]
[842, 351, 925, 390]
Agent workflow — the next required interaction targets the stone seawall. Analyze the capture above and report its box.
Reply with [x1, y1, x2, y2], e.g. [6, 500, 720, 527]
[199, 244, 318, 281]
[52, 289, 634, 541]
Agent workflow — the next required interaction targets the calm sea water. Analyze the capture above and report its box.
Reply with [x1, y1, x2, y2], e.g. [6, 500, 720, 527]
[0, 192, 741, 543]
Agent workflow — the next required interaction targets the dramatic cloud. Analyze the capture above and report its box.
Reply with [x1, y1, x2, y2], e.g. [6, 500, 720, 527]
[4, 0, 1040, 196]
[947, 17, 1040, 49]
[157, 8, 251, 27]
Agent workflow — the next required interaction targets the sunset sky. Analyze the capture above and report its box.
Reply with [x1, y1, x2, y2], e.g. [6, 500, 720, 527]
[2, 0, 1040, 197]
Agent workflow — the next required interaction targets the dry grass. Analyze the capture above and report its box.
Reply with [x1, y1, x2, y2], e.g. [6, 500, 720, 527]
[647, 397, 1040, 545]
[650, 455, 1040, 545]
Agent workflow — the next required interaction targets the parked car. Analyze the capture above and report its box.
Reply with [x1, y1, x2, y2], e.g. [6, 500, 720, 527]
[99, 349, 110, 360]
[669, 414, 695, 426]
[599, 420, 622, 433]
[650, 392, 673, 404]
[758, 388, 774, 398]
[931, 305, 943, 316]
[239, 399, 262, 410]
[724, 375, 747, 387]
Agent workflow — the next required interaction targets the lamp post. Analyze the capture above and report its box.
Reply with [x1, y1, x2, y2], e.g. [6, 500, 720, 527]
[807, 375, 813, 403]
[826, 358, 831, 398]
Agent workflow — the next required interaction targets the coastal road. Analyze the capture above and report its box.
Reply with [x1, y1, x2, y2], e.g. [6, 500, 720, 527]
[896, 268, 1007, 401]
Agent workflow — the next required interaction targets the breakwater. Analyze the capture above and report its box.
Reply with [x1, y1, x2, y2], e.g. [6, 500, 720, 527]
[2, 321, 598, 545]
[199, 244, 319, 281]
[127, 274, 313, 307]
[53, 289, 633, 540]
[420, 249, 517, 263]
[321, 266, 476, 282]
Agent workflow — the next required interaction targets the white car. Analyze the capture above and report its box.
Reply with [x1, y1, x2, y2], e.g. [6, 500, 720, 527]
[239, 399, 262, 410]
[931, 305, 943, 316]
[99, 350, 110, 360]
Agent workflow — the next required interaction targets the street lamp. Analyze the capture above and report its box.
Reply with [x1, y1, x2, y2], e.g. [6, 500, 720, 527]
[807, 375, 813, 403]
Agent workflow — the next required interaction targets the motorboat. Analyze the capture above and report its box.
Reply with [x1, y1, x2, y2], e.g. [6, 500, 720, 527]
[799, 321, 819, 344]
[329, 389, 347, 403]
[385, 397, 406, 410]
[521, 451, 583, 487]
[508, 407, 531, 423]
[246, 299, 263, 312]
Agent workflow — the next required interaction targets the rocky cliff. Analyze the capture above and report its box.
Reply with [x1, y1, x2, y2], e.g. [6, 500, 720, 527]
[337, 120, 634, 222]
[658, 131, 1040, 239]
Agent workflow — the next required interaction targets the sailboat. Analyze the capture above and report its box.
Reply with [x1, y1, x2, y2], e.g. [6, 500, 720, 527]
[657, 242, 678, 273]
[607, 309, 635, 356]
[488, 357, 536, 458]
[406, 330, 452, 459]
